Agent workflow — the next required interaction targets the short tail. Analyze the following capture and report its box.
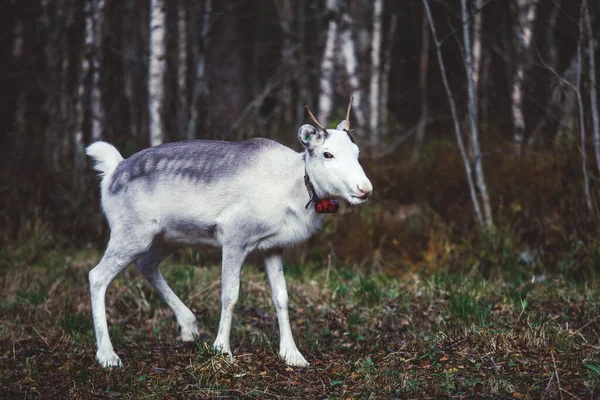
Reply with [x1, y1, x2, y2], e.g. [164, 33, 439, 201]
[86, 141, 124, 177]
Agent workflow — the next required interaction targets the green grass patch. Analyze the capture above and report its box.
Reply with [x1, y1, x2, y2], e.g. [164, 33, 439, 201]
[446, 291, 491, 325]
[0, 247, 597, 398]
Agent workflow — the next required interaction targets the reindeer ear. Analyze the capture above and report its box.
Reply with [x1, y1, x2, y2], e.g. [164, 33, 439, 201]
[336, 120, 347, 130]
[298, 124, 325, 149]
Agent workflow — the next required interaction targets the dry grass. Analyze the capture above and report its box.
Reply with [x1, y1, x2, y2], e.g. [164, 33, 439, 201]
[1, 245, 599, 399]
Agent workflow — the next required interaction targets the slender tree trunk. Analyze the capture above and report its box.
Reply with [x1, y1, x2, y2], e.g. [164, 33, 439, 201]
[480, 48, 492, 127]
[318, 0, 339, 127]
[295, 0, 310, 129]
[211, 4, 246, 141]
[42, 0, 62, 171]
[12, 19, 23, 59]
[11, 13, 27, 140]
[149, 0, 166, 146]
[554, 55, 579, 146]
[528, 1, 560, 147]
[511, 0, 538, 156]
[60, 6, 71, 162]
[187, 0, 211, 140]
[15, 92, 27, 136]
[578, 1, 593, 214]
[423, 0, 485, 228]
[545, 10, 594, 212]
[472, 0, 483, 105]
[339, 6, 367, 131]
[369, 0, 383, 144]
[90, 0, 105, 142]
[275, 0, 294, 123]
[413, 10, 430, 161]
[177, 0, 187, 140]
[546, 2, 560, 72]
[462, 0, 493, 228]
[13, 19, 27, 137]
[75, 0, 93, 167]
[381, 13, 397, 129]
[584, 0, 600, 177]
[124, 0, 139, 141]
[511, 55, 526, 155]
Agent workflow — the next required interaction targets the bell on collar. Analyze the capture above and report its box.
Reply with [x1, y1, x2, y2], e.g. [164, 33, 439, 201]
[315, 198, 339, 213]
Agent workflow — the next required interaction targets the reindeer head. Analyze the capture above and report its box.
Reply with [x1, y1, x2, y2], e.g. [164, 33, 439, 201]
[298, 98, 373, 205]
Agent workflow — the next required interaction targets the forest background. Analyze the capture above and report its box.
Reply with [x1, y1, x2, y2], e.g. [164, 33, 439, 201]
[2, 0, 600, 398]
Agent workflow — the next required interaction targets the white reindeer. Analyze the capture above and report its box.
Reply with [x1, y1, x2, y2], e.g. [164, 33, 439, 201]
[86, 100, 373, 368]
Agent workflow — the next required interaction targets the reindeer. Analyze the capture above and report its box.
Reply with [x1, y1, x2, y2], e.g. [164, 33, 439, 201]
[86, 99, 373, 368]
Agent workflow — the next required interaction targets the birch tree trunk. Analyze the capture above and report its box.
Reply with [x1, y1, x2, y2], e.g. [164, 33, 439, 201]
[177, 0, 188, 140]
[295, 0, 311, 129]
[369, 0, 383, 144]
[187, 0, 211, 140]
[339, 6, 367, 132]
[75, 0, 93, 167]
[511, 0, 538, 156]
[275, 0, 294, 123]
[472, 0, 483, 105]
[90, 0, 105, 142]
[578, 1, 593, 214]
[584, 0, 600, 177]
[318, 0, 339, 127]
[413, 10, 430, 161]
[462, 0, 493, 228]
[149, 0, 167, 147]
[381, 13, 397, 129]
[423, 0, 485, 228]
[124, 0, 140, 142]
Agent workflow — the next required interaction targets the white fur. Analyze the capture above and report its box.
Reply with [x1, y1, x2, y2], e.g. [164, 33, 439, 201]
[86, 124, 372, 368]
[85, 141, 123, 177]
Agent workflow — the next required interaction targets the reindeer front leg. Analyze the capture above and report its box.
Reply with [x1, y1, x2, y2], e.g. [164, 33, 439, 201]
[264, 249, 309, 367]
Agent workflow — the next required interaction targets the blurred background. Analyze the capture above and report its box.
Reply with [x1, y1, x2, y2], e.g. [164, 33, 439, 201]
[2, 0, 600, 280]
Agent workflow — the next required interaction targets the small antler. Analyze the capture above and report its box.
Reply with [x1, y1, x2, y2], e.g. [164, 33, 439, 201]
[345, 95, 353, 131]
[305, 105, 328, 135]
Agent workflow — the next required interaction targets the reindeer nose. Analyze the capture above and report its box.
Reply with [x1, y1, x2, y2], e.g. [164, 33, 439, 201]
[357, 183, 373, 198]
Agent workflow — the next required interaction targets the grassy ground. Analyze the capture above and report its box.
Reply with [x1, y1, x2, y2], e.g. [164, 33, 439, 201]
[2, 142, 600, 398]
[1, 244, 599, 399]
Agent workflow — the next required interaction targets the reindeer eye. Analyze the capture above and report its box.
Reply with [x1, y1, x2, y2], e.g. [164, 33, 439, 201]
[323, 152, 334, 159]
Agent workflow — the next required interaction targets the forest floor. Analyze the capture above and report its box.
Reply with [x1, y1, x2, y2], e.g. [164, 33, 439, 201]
[1, 246, 599, 399]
